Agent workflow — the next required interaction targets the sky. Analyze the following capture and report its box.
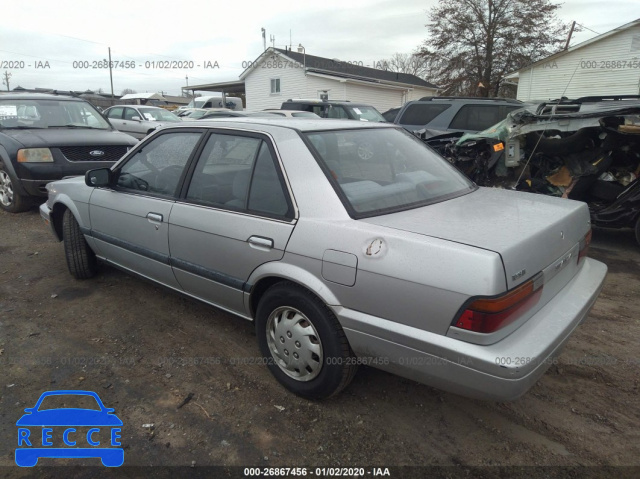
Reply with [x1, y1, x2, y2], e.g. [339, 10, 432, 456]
[0, 0, 638, 96]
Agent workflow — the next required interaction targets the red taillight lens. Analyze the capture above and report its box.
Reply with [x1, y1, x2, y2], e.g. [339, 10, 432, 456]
[454, 277, 543, 334]
[578, 229, 592, 262]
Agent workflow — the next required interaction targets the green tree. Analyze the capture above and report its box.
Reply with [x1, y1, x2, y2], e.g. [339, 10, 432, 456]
[419, 0, 572, 97]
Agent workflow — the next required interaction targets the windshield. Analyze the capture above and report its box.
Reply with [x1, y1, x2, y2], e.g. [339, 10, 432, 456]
[138, 108, 180, 122]
[345, 106, 386, 122]
[190, 98, 213, 108]
[0, 99, 111, 130]
[305, 128, 474, 217]
[188, 110, 210, 119]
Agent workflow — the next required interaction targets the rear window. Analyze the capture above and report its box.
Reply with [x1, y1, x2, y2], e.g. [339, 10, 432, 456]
[449, 105, 518, 131]
[398, 103, 451, 126]
[304, 128, 474, 218]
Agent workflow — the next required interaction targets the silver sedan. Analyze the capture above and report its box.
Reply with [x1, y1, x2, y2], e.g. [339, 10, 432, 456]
[103, 105, 181, 139]
[40, 119, 607, 400]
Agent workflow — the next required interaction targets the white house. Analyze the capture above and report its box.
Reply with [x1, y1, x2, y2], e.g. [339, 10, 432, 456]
[506, 19, 640, 101]
[241, 47, 438, 112]
[184, 48, 438, 113]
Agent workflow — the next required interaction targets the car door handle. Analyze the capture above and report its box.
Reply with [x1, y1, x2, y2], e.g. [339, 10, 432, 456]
[146, 213, 163, 223]
[248, 236, 273, 249]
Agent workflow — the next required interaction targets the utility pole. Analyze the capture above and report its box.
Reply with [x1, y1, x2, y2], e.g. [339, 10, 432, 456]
[564, 21, 576, 50]
[2, 71, 11, 91]
[262, 28, 266, 51]
[108, 47, 115, 100]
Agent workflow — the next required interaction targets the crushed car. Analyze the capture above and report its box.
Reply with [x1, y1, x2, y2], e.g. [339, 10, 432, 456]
[421, 96, 640, 245]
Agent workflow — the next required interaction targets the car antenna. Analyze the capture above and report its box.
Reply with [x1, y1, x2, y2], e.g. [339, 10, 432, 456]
[513, 58, 584, 188]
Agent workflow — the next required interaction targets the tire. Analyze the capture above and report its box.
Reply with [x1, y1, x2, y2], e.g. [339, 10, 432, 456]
[255, 282, 358, 399]
[635, 215, 640, 248]
[0, 166, 31, 213]
[62, 209, 98, 279]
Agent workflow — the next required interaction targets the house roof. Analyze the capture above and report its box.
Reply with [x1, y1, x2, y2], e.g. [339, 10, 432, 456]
[241, 47, 438, 89]
[506, 18, 640, 79]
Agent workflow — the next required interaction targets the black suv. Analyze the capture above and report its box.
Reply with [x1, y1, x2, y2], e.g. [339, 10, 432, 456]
[394, 96, 522, 136]
[281, 99, 386, 122]
[0, 93, 138, 212]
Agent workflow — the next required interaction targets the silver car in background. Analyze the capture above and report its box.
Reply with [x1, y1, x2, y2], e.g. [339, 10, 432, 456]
[40, 119, 607, 400]
[103, 105, 181, 139]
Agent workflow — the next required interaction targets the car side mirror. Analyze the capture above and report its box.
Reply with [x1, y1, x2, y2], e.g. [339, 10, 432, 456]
[86, 168, 112, 187]
[131, 116, 141, 121]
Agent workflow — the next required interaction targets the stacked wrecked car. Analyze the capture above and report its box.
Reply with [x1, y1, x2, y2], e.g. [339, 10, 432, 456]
[421, 96, 640, 244]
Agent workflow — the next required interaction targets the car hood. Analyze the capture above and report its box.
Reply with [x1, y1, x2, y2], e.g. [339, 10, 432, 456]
[362, 187, 590, 289]
[2, 128, 137, 148]
[16, 409, 123, 426]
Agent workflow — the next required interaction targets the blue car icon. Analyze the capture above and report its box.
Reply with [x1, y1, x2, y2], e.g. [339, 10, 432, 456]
[16, 390, 123, 467]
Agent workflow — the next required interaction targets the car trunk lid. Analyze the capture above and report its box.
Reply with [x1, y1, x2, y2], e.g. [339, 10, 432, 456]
[362, 187, 590, 290]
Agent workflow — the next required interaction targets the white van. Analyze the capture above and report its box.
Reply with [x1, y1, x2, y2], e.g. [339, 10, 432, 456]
[184, 96, 243, 111]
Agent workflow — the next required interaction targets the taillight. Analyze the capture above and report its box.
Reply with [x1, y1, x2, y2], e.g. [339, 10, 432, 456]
[578, 229, 592, 262]
[453, 275, 543, 334]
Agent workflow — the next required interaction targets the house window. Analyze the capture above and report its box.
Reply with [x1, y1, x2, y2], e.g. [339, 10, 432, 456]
[270, 78, 281, 94]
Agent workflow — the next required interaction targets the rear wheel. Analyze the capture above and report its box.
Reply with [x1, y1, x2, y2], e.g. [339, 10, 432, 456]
[63, 209, 98, 279]
[256, 282, 357, 399]
[0, 166, 31, 213]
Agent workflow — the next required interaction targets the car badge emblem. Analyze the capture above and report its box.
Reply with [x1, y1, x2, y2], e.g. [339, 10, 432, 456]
[89, 150, 105, 157]
[512, 269, 526, 281]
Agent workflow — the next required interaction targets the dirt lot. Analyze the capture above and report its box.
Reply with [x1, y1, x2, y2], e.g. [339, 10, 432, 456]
[0, 206, 639, 478]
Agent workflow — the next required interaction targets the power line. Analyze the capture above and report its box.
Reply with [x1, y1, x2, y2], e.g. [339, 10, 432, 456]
[575, 23, 601, 36]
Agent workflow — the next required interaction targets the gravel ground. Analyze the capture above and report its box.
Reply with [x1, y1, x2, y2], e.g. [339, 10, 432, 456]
[0, 206, 639, 478]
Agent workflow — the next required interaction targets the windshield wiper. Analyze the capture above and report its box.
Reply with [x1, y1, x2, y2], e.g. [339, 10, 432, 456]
[48, 124, 103, 129]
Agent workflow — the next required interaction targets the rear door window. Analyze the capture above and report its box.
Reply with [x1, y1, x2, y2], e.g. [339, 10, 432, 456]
[185, 133, 293, 219]
[107, 107, 124, 119]
[398, 104, 451, 126]
[448, 105, 502, 131]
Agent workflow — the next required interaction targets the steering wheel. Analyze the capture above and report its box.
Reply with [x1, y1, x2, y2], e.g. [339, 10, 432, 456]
[154, 165, 184, 194]
[357, 141, 375, 161]
[117, 172, 150, 191]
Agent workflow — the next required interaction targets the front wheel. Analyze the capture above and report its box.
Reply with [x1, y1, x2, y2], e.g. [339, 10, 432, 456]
[63, 209, 98, 279]
[255, 282, 358, 399]
[0, 166, 31, 213]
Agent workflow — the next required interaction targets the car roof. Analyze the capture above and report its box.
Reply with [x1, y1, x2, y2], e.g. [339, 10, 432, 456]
[105, 105, 164, 110]
[0, 93, 85, 102]
[283, 99, 374, 107]
[415, 96, 522, 104]
[164, 117, 396, 132]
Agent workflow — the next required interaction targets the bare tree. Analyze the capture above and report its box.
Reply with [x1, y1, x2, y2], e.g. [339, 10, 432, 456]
[121, 88, 137, 96]
[2, 71, 12, 91]
[419, 0, 572, 97]
[381, 53, 434, 79]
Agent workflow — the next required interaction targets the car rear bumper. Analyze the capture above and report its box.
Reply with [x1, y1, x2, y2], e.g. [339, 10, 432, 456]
[337, 257, 607, 401]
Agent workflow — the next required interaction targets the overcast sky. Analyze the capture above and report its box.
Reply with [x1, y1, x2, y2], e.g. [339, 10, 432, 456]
[0, 0, 638, 96]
